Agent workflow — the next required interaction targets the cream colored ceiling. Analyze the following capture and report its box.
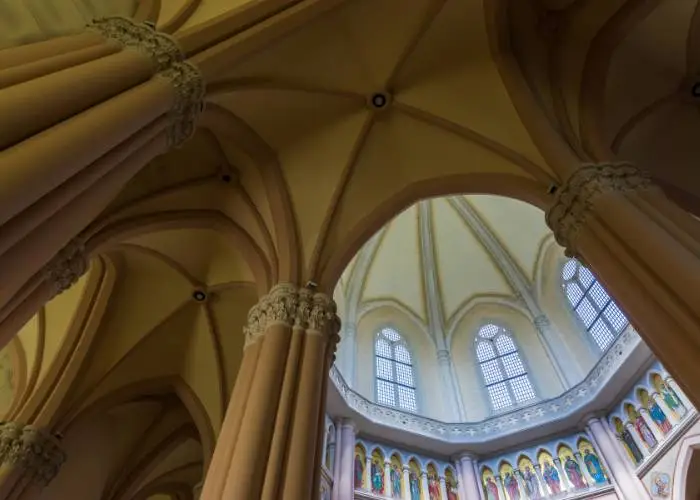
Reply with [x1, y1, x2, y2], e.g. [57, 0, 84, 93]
[338, 195, 551, 332]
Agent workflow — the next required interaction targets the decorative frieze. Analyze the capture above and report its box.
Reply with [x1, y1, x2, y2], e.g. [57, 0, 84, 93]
[244, 283, 341, 347]
[546, 163, 652, 256]
[43, 238, 88, 298]
[330, 327, 640, 443]
[0, 422, 66, 486]
[88, 17, 205, 147]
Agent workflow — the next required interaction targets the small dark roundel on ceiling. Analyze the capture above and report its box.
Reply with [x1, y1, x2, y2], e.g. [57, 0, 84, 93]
[369, 92, 391, 110]
[192, 290, 208, 302]
[692, 82, 700, 98]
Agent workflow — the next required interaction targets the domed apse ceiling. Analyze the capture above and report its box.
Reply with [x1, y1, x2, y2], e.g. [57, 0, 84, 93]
[334, 194, 552, 346]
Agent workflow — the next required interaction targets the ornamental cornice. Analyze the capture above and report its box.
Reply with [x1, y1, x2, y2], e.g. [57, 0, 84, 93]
[244, 283, 341, 347]
[330, 327, 640, 443]
[88, 17, 183, 71]
[0, 422, 66, 485]
[546, 163, 652, 255]
[43, 238, 88, 299]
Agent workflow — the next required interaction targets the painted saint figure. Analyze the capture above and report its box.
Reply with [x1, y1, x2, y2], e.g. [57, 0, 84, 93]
[583, 450, 606, 484]
[354, 455, 364, 488]
[409, 472, 421, 500]
[619, 428, 644, 465]
[390, 465, 402, 498]
[428, 474, 441, 500]
[634, 416, 657, 449]
[484, 476, 500, 500]
[503, 472, 520, 500]
[447, 484, 459, 500]
[371, 461, 384, 494]
[521, 466, 541, 499]
[648, 400, 673, 434]
[660, 381, 686, 417]
[543, 462, 561, 494]
[564, 457, 587, 489]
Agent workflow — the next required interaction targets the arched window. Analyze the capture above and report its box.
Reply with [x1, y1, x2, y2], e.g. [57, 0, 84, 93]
[374, 327, 417, 412]
[476, 323, 536, 412]
[561, 258, 629, 351]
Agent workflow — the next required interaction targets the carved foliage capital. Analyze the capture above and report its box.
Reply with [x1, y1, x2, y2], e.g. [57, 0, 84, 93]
[244, 284, 341, 347]
[44, 238, 88, 298]
[0, 422, 66, 486]
[546, 163, 652, 255]
[88, 17, 183, 71]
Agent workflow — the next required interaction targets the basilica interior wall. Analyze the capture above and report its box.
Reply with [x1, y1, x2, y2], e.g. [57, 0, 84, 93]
[355, 304, 444, 421]
[536, 241, 600, 384]
[450, 301, 563, 421]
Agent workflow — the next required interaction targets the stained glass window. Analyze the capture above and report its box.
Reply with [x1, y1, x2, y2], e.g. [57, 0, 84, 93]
[562, 258, 629, 351]
[375, 327, 417, 412]
[475, 323, 536, 412]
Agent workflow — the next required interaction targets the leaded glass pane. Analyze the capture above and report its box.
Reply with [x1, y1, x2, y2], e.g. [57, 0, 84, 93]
[476, 341, 496, 362]
[376, 357, 393, 381]
[510, 375, 536, 402]
[480, 359, 503, 385]
[590, 319, 616, 351]
[376, 338, 392, 358]
[394, 344, 412, 364]
[382, 328, 401, 342]
[576, 297, 598, 327]
[397, 386, 417, 412]
[479, 324, 499, 339]
[487, 383, 512, 411]
[495, 335, 516, 355]
[501, 352, 526, 378]
[377, 380, 395, 406]
[395, 363, 414, 386]
[562, 258, 630, 352]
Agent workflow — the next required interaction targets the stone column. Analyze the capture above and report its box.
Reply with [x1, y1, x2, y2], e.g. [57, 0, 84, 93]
[586, 416, 650, 499]
[553, 458, 569, 491]
[639, 409, 665, 443]
[533, 464, 547, 497]
[456, 454, 481, 500]
[420, 472, 430, 499]
[574, 452, 593, 487]
[546, 162, 700, 407]
[365, 456, 373, 492]
[438, 477, 448, 499]
[200, 284, 340, 500]
[336, 420, 356, 500]
[0, 17, 205, 335]
[402, 465, 411, 500]
[331, 420, 344, 500]
[494, 476, 506, 499]
[473, 461, 485, 500]
[385, 461, 392, 497]
[436, 350, 467, 421]
[0, 422, 66, 499]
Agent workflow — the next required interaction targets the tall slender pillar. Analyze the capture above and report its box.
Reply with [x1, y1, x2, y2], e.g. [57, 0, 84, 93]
[574, 452, 593, 487]
[533, 464, 547, 498]
[439, 477, 449, 500]
[436, 350, 466, 421]
[0, 17, 205, 342]
[420, 472, 430, 500]
[402, 465, 411, 500]
[336, 420, 356, 500]
[456, 454, 481, 500]
[331, 419, 344, 500]
[200, 284, 340, 500]
[553, 458, 569, 491]
[0, 422, 66, 500]
[385, 461, 392, 497]
[494, 476, 506, 500]
[546, 162, 700, 407]
[586, 416, 650, 499]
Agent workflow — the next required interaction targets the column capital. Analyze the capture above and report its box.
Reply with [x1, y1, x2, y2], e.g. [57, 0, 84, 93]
[88, 17, 184, 71]
[403, 464, 411, 472]
[583, 412, 607, 427]
[546, 162, 652, 255]
[533, 314, 550, 330]
[436, 349, 451, 364]
[0, 422, 66, 485]
[43, 237, 88, 299]
[244, 283, 341, 348]
[456, 452, 478, 463]
[338, 418, 356, 432]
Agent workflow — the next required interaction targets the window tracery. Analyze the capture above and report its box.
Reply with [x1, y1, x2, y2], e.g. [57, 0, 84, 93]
[475, 323, 536, 412]
[375, 327, 418, 412]
[562, 259, 629, 351]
